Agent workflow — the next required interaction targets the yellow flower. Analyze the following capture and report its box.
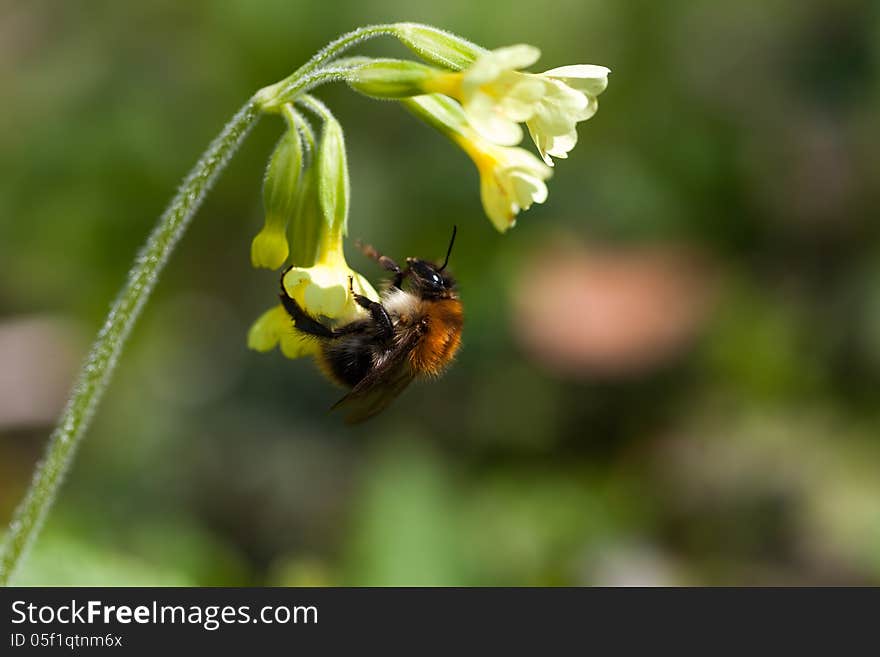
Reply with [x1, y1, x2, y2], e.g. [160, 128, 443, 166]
[247, 253, 378, 359]
[403, 94, 551, 232]
[248, 304, 315, 358]
[250, 224, 290, 270]
[427, 46, 610, 165]
[456, 132, 552, 232]
[526, 64, 609, 165]
[248, 98, 378, 359]
[281, 246, 378, 323]
[427, 45, 544, 146]
[251, 122, 303, 270]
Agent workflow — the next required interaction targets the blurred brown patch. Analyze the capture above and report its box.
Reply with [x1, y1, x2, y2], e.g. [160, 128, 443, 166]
[513, 239, 715, 378]
[0, 316, 83, 430]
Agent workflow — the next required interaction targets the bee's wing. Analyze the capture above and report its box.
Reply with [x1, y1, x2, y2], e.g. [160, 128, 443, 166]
[331, 331, 419, 424]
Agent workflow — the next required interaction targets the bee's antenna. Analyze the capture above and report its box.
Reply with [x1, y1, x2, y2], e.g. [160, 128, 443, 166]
[439, 225, 457, 272]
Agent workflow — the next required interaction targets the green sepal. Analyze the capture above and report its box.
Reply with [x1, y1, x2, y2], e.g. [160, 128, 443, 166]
[393, 23, 486, 70]
[316, 115, 349, 236]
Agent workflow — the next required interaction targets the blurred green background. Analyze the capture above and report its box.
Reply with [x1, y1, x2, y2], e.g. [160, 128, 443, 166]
[2, 0, 879, 586]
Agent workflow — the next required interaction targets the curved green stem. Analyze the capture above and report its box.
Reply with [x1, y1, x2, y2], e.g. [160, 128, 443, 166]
[0, 99, 261, 585]
[284, 105, 317, 153]
[0, 20, 483, 585]
[257, 57, 374, 111]
[297, 94, 336, 122]
[256, 25, 398, 108]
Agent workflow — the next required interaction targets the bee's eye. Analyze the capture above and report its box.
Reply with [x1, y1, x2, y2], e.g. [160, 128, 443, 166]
[410, 260, 445, 288]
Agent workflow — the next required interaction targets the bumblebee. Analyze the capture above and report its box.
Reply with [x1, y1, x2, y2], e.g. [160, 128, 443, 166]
[280, 228, 462, 423]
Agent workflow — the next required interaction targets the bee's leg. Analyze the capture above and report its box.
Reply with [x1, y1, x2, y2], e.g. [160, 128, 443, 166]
[278, 265, 337, 338]
[355, 239, 409, 288]
[279, 293, 335, 339]
[348, 277, 394, 340]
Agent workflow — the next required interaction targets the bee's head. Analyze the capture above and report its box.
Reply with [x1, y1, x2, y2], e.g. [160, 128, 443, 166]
[406, 258, 455, 298]
[405, 226, 458, 299]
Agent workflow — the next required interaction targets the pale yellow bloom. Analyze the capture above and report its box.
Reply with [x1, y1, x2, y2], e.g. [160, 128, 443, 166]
[281, 252, 378, 322]
[247, 240, 379, 359]
[403, 93, 552, 232]
[428, 45, 544, 146]
[250, 223, 290, 270]
[526, 65, 610, 165]
[427, 46, 610, 165]
[455, 132, 552, 232]
[251, 124, 303, 269]
[248, 304, 316, 358]
[248, 100, 378, 360]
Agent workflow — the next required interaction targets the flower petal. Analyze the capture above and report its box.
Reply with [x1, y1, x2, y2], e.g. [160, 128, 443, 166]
[248, 304, 319, 359]
[574, 94, 599, 122]
[503, 143, 554, 176]
[250, 224, 290, 270]
[282, 267, 311, 295]
[473, 141, 552, 231]
[525, 74, 603, 164]
[498, 77, 546, 121]
[303, 279, 348, 317]
[480, 170, 516, 232]
[545, 129, 578, 159]
[527, 122, 553, 166]
[248, 305, 287, 352]
[543, 64, 610, 96]
[466, 92, 524, 145]
[490, 44, 541, 71]
[283, 263, 361, 320]
[509, 171, 549, 209]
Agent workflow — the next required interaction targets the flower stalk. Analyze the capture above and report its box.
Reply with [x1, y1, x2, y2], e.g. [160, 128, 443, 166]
[0, 100, 261, 585]
[0, 24, 426, 584]
[0, 21, 609, 584]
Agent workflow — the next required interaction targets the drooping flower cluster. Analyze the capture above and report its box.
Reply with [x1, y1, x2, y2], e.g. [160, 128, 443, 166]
[248, 98, 379, 359]
[347, 36, 609, 230]
[431, 46, 610, 166]
[0, 23, 612, 590]
[248, 23, 609, 360]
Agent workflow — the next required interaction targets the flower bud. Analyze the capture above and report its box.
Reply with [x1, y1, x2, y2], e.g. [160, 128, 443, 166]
[393, 23, 485, 70]
[287, 165, 321, 267]
[316, 114, 349, 235]
[347, 59, 439, 99]
[251, 127, 303, 269]
[249, 103, 382, 361]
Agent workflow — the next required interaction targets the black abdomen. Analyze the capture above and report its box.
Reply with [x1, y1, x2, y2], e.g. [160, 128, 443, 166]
[321, 337, 375, 388]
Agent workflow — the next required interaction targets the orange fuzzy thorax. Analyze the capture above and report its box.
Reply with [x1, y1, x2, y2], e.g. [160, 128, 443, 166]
[410, 299, 463, 376]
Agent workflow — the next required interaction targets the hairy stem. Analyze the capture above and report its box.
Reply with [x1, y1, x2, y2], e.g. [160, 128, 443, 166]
[256, 25, 398, 108]
[257, 57, 375, 111]
[0, 100, 261, 585]
[0, 20, 481, 585]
